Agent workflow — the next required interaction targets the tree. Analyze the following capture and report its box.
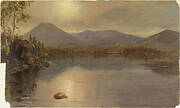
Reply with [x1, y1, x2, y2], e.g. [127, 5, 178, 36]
[1, 1, 31, 57]
[1, 1, 12, 35]
[1, 1, 31, 38]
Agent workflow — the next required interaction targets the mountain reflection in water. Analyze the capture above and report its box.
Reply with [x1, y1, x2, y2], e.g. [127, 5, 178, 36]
[7, 57, 179, 107]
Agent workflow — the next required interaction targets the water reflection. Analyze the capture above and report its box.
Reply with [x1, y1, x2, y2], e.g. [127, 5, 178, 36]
[9, 68, 39, 102]
[8, 57, 179, 107]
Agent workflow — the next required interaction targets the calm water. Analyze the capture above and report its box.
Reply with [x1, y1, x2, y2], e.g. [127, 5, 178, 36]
[9, 57, 178, 107]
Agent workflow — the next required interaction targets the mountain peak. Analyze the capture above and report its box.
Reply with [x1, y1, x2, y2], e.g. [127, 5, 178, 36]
[160, 29, 179, 34]
[36, 23, 51, 27]
[139, 29, 179, 47]
[36, 23, 60, 29]
[25, 23, 80, 46]
[38, 22, 54, 26]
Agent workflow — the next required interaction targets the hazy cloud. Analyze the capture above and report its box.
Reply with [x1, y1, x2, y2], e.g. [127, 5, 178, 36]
[18, 1, 179, 37]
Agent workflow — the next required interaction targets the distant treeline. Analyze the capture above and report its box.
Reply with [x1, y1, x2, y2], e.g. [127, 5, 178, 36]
[2, 34, 178, 63]
[45, 44, 178, 62]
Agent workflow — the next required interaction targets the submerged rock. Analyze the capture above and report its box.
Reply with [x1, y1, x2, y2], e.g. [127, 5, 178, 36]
[54, 92, 68, 99]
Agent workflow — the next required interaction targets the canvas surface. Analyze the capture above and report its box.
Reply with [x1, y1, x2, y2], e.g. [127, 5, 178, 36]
[1, 1, 179, 107]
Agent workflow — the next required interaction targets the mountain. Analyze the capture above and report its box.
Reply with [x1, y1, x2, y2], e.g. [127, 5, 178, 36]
[25, 23, 178, 47]
[24, 23, 81, 47]
[138, 29, 179, 48]
[72, 30, 142, 45]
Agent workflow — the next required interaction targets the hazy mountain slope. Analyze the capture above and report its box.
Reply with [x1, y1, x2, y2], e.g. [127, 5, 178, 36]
[138, 30, 179, 47]
[24, 23, 179, 48]
[25, 23, 81, 46]
[72, 30, 142, 45]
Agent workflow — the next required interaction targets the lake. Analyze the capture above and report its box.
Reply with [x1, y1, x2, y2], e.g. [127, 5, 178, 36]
[9, 57, 179, 107]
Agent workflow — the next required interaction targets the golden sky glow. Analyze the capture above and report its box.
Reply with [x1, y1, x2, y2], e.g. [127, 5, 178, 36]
[19, 1, 179, 37]
[55, 2, 81, 20]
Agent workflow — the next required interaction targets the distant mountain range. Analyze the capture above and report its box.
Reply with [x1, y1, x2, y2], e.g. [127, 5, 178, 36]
[24, 23, 179, 48]
[72, 30, 142, 45]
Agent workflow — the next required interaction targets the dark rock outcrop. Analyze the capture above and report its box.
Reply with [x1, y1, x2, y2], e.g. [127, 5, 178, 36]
[6, 39, 41, 102]
[9, 39, 39, 70]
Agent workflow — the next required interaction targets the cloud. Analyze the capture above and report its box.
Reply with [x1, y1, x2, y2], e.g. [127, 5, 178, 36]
[18, 1, 179, 37]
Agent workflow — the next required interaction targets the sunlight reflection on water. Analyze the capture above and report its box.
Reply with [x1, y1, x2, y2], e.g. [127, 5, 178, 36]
[11, 58, 179, 107]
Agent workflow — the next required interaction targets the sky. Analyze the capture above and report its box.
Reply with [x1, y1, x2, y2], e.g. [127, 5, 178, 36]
[18, 1, 179, 37]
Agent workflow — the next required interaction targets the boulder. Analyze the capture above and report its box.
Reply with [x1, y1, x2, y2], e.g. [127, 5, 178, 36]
[54, 92, 68, 99]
